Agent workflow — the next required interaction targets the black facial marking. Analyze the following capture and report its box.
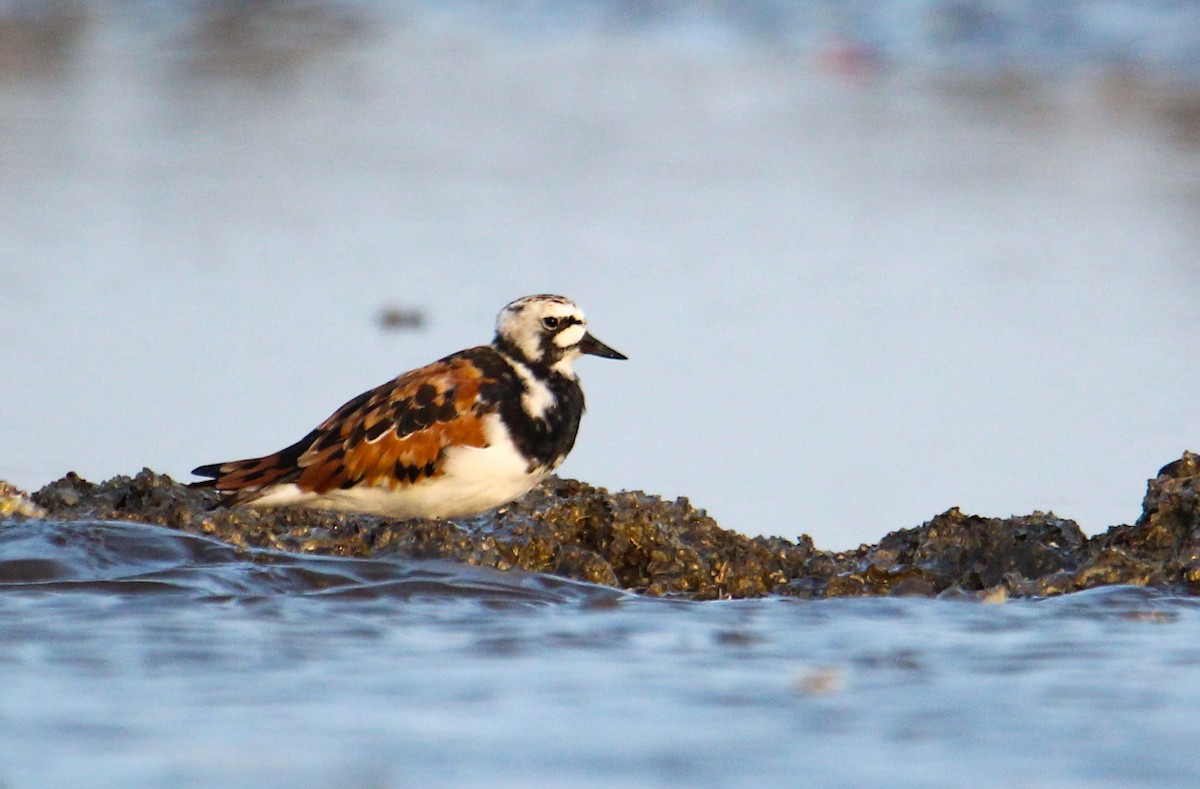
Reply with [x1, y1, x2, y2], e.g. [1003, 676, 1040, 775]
[538, 332, 563, 366]
[542, 314, 584, 336]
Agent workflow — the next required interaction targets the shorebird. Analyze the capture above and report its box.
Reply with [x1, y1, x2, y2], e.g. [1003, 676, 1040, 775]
[192, 294, 625, 518]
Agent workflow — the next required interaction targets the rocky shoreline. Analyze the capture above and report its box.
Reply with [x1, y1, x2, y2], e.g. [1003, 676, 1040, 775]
[4, 452, 1200, 599]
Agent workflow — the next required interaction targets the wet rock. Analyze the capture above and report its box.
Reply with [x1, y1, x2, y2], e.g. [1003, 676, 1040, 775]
[25, 470, 816, 600]
[812, 508, 1087, 598]
[14, 450, 1200, 599]
[1083, 450, 1200, 593]
[0, 482, 46, 518]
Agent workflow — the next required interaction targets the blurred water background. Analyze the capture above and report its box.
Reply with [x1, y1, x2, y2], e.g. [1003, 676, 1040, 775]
[5, 3, 1200, 788]
[4, 1, 1200, 548]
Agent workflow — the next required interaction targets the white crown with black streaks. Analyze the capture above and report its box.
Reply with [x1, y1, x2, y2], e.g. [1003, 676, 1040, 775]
[494, 294, 626, 375]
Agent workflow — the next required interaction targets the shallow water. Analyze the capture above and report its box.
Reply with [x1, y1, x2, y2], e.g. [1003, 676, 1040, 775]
[6, 5, 1200, 787]
[0, 517, 1198, 788]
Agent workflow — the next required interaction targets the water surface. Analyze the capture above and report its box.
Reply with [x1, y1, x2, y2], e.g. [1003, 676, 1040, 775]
[3, 6, 1200, 787]
[1, 518, 1199, 788]
[4, 3, 1200, 547]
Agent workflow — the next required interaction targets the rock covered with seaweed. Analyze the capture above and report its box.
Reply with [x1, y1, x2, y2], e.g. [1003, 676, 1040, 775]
[28, 471, 813, 598]
[11, 451, 1200, 599]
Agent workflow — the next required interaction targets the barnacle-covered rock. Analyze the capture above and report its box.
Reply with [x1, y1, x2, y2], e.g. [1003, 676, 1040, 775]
[27, 470, 815, 599]
[813, 508, 1088, 597]
[17, 450, 1200, 599]
[1084, 450, 1200, 593]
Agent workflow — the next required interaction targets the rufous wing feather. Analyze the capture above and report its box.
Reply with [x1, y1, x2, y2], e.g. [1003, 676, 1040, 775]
[192, 356, 498, 500]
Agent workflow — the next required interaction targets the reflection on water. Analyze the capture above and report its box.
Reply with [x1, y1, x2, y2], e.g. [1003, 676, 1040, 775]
[3, 2, 1200, 552]
[2, 518, 1200, 788]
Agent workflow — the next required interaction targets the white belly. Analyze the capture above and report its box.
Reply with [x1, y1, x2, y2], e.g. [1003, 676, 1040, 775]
[246, 415, 547, 519]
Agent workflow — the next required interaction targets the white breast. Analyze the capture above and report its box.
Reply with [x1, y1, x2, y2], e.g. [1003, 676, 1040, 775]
[246, 414, 546, 519]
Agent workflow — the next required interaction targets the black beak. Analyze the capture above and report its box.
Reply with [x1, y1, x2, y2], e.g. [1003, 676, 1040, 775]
[579, 332, 627, 360]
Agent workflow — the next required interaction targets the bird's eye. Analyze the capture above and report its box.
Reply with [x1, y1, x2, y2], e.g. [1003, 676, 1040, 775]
[542, 316, 560, 330]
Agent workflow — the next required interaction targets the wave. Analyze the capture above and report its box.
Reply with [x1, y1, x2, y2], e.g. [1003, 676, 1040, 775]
[0, 519, 623, 605]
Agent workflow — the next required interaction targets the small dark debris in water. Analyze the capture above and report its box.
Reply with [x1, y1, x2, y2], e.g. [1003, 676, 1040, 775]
[377, 305, 426, 332]
[714, 629, 764, 647]
[12, 451, 1200, 600]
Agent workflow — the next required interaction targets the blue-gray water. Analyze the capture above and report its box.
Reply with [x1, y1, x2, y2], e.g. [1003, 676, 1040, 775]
[2, 518, 1199, 789]
[5, 1, 1200, 548]
[6, 3, 1200, 786]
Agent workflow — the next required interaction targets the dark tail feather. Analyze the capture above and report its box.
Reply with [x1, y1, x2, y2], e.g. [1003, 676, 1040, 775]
[191, 462, 225, 479]
[189, 463, 226, 499]
[188, 431, 319, 509]
[188, 467, 266, 510]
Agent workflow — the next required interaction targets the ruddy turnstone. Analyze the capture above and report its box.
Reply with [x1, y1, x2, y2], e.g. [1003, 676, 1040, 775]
[191, 295, 626, 518]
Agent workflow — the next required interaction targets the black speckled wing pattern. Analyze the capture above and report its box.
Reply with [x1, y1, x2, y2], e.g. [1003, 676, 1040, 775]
[191, 348, 512, 503]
